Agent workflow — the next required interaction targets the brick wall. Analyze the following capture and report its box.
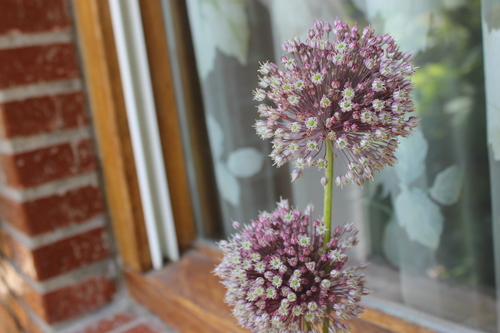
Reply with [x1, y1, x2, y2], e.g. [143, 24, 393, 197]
[0, 1, 116, 332]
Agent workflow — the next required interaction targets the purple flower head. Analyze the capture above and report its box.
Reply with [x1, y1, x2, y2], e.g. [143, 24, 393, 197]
[254, 19, 418, 186]
[214, 199, 370, 332]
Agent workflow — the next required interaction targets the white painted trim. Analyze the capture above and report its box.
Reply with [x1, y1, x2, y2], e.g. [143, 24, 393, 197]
[0, 126, 92, 154]
[0, 29, 72, 50]
[0, 172, 99, 202]
[0, 79, 82, 103]
[0, 214, 106, 249]
[108, 0, 179, 268]
[3, 258, 116, 294]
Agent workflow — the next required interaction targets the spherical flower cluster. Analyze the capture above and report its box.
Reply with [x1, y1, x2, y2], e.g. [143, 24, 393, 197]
[214, 200, 370, 332]
[253, 19, 418, 186]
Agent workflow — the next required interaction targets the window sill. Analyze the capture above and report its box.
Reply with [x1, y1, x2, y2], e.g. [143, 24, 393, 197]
[124, 242, 437, 333]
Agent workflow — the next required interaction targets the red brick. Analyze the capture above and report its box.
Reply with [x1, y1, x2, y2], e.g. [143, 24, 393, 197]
[0, 185, 105, 235]
[43, 276, 116, 324]
[0, 0, 70, 34]
[76, 139, 99, 171]
[0, 197, 24, 235]
[1, 227, 109, 281]
[33, 227, 109, 280]
[0, 92, 89, 138]
[72, 313, 135, 333]
[0, 258, 116, 324]
[122, 323, 163, 333]
[0, 44, 79, 89]
[0, 139, 97, 188]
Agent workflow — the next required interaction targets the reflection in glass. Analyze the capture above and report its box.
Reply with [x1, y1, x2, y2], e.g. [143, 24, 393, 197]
[183, 0, 497, 331]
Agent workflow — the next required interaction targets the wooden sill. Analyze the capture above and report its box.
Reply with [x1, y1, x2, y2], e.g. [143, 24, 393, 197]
[124, 244, 436, 333]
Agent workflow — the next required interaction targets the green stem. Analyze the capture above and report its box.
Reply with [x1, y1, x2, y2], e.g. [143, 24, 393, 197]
[322, 142, 334, 333]
[323, 141, 334, 248]
[323, 320, 329, 333]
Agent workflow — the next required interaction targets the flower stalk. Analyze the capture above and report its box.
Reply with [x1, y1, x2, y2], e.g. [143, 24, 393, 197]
[215, 19, 418, 333]
[322, 142, 334, 333]
[323, 142, 334, 248]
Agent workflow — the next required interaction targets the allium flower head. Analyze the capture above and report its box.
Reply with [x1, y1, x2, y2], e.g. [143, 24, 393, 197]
[253, 19, 418, 186]
[214, 200, 370, 332]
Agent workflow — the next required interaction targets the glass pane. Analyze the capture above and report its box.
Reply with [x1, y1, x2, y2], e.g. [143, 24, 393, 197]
[181, 0, 496, 331]
[185, 0, 292, 237]
[482, 0, 500, 328]
[354, 0, 495, 331]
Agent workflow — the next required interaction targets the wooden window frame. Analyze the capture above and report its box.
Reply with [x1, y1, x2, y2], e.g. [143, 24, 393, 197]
[73, 1, 438, 332]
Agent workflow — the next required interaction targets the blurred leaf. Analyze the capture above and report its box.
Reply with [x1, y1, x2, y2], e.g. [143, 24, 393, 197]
[265, 0, 349, 49]
[187, 0, 249, 80]
[395, 186, 444, 250]
[429, 165, 462, 205]
[355, 0, 439, 53]
[227, 147, 264, 178]
[394, 130, 428, 185]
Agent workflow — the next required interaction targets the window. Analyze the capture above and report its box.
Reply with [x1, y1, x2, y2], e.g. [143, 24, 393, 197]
[176, 0, 499, 332]
[76, 0, 500, 332]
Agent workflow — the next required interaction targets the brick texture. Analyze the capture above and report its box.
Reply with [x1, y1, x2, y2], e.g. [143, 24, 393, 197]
[0, 44, 79, 89]
[0, 185, 105, 235]
[68, 310, 176, 333]
[0, 258, 116, 324]
[33, 227, 109, 280]
[43, 276, 116, 323]
[1, 227, 109, 281]
[72, 313, 134, 333]
[0, 139, 97, 188]
[0, 0, 117, 330]
[0, 0, 70, 34]
[123, 323, 164, 333]
[0, 92, 89, 138]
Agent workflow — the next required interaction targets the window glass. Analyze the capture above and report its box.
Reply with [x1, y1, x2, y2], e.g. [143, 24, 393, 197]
[183, 0, 497, 331]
